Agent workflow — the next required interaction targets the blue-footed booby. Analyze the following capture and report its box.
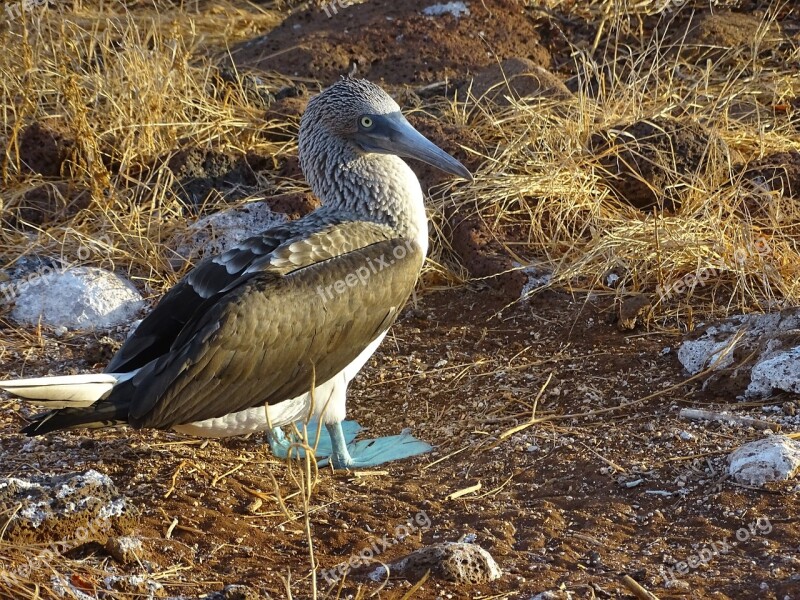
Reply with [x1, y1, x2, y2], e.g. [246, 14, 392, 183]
[0, 78, 471, 469]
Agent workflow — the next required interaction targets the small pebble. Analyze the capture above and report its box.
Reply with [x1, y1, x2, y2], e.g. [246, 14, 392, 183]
[105, 536, 143, 564]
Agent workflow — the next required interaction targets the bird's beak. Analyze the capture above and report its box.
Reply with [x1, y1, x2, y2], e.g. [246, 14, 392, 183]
[355, 112, 473, 181]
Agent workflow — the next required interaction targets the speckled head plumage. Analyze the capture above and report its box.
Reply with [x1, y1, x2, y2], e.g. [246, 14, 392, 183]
[300, 78, 401, 139]
[298, 78, 471, 211]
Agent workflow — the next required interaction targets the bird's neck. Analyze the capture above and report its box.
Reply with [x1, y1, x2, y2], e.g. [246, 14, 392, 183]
[300, 140, 429, 256]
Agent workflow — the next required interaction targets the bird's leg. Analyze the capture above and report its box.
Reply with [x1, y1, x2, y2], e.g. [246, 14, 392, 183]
[266, 419, 360, 460]
[324, 421, 356, 468]
[321, 421, 433, 470]
[305, 418, 360, 457]
[266, 384, 431, 468]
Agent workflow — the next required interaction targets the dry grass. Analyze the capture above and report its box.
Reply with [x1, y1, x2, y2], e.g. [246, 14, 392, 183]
[1, 0, 290, 296]
[439, 2, 800, 325]
[1, 1, 798, 321]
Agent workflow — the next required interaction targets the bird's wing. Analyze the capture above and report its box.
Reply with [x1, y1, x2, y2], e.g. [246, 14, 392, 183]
[105, 217, 391, 373]
[117, 234, 422, 429]
[105, 226, 294, 373]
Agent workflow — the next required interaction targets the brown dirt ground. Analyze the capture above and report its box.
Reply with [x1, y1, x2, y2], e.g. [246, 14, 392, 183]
[2, 289, 799, 599]
[230, 0, 552, 85]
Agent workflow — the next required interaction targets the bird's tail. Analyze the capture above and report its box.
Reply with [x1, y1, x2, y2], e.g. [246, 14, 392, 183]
[0, 372, 133, 435]
[0, 373, 119, 407]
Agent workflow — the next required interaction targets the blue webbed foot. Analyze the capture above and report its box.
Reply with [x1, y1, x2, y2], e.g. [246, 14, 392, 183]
[268, 420, 431, 469]
[318, 422, 432, 469]
[266, 426, 292, 458]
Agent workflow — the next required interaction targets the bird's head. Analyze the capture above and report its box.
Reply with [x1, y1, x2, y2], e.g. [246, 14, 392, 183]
[299, 77, 472, 181]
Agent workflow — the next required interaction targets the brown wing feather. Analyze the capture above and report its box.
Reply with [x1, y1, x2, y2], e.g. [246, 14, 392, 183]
[123, 237, 422, 429]
[105, 218, 394, 373]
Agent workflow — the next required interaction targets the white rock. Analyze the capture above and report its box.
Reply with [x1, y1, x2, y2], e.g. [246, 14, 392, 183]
[104, 535, 144, 564]
[530, 592, 574, 600]
[727, 436, 800, 486]
[173, 202, 287, 263]
[51, 577, 97, 600]
[11, 267, 143, 330]
[678, 310, 800, 398]
[102, 574, 163, 597]
[746, 347, 800, 398]
[516, 262, 552, 299]
[422, 2, 470, 18]
[677, 328, 735, 374]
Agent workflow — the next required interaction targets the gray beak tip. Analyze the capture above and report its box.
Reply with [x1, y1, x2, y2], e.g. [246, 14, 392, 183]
[449, 159, 474, 182]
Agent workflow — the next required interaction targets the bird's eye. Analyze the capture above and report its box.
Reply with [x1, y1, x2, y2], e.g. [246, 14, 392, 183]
[359, 116, 373, 129]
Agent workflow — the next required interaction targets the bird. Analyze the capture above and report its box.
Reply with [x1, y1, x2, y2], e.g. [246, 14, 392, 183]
[0, 78, 472, 469]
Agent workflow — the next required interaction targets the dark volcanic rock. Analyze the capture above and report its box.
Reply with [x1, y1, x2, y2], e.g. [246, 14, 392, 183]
[205, 584, 259, 600]
[369, 542, 501, 584]
[741, 150, 800, 199]
[448, 210, 528, 299]
[265, 191, 319, 219]
[231, 0, 552, 85]
[167, 149, 270, 205]
[262, 95, 309, 142]
[18, 121, 75, 177]
[676, 11, 785, 64]
[468, 58, 574, 106]
[0, 470, 136, 546]
[14, 182, 91, 226]
[589, 116, 730, 211]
